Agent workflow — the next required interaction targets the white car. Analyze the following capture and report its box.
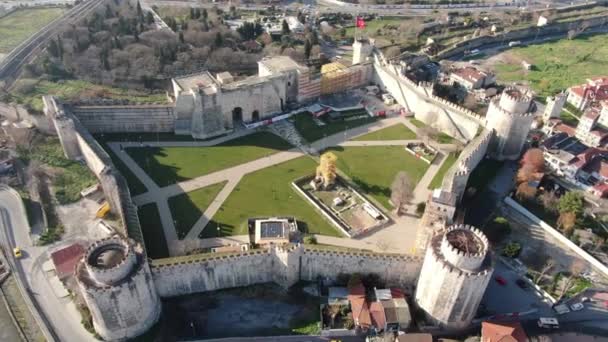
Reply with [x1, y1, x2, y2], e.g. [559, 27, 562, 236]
[570, 302, 584, 311]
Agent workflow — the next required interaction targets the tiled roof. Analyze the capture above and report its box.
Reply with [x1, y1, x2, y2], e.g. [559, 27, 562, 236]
[369, 301, 386, 331]
[50, 243, 85, 280]
[481, 321, 528, 342]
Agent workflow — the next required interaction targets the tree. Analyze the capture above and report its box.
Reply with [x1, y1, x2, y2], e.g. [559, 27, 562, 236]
[282, 19, 291, 35]
[516, 182, 536, 201]
[316, 152, 338, 189]
[146, 11, 154, 25]
[559, 260, 585, 299]
[384, 46, 401, 59]
[214, 32, 223, 47]
[416, 202, 426, 216]
[534, 258, 555, 284]
[502, 241, 522, 258]
[304, 39, 312, 59]
[202, 8, 208, 21]
[558, 211, 577, 234]
[540, 191, 559, 213]
[484, 216, 511, 243]
[558, 191, 584, 217]
[521, 148, 545, 173]
[390, 171, 413, 215]
[516, 164, 536, 184]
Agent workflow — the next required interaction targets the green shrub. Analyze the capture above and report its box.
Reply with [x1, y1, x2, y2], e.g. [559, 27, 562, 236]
[502, 241, 522, 258]
[416, 202, 426, 216]
[484, 216, 512, 243]
[303, 235, 317, 244]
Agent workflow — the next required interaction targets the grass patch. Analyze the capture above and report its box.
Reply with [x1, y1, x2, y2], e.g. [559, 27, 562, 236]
[202, 156, 342, 238]
[491, 34, 608, 97]
[18, 137, 96, 204]
[436, 132, 455, 144]
[169, 182, 226, 239]
[560, 111, 579, 126]
[409, 118, 426, 128]
[353, 123, 416, 141]
[327, 146, 430, 209]
[0, 7, 65, 53]
[428, 152, 459, 190]
[127, 132, 292, 187]
[293, 111, 376, 142]
[138, 203, 170, 259]
[10, 80, 167, 112]
[98, 141, 148, 196]
[466, 158, 504, 193]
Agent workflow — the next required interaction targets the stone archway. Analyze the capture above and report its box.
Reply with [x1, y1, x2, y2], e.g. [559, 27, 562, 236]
[232, 107, 243, 124]
[252, 110, 260, 121]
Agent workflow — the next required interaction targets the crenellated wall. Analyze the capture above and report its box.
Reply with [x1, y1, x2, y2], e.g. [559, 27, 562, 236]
[150, 245, 423, 298]
[372, 55, 482, 142]
[70, 104, 175, 133]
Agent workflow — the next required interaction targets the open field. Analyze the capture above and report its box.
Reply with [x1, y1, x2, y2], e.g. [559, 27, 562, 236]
[353, 123, 416, 141]
[10, 80, 167, 112]
[201, 156, 341, 238]
[138, 203, 170, 259]
[127, 132, 293, 187]
[0, 7, 65, 53]
[327, 146, 430, 209]
[169, 182, 226, 239]
[490, 34, 608, 97]
[428, 152, 458, 190]
[293, 111, 376, 142]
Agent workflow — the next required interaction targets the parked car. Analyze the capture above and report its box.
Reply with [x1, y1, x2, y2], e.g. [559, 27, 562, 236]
[495, 276, 507, 286]
[538, 317, 559, 329]
[570, 302, 584, 311]
[581, 296, 592, 303]
[516, 279, 528, 289]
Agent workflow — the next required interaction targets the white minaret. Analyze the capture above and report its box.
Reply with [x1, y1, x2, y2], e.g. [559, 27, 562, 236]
[543, 92, 566, 122]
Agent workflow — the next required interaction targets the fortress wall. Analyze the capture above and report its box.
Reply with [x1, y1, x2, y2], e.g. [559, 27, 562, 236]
[151, 245, 423, 298]
[43, 96, 145, 245]
[435, 15, 608, 60]
[71, 105, 175, 133]
[299, 247, 422, 289]
[372, 58, 481, 141]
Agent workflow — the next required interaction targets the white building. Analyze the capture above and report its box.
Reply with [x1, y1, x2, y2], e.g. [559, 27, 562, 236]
[448, 66, 496, 90]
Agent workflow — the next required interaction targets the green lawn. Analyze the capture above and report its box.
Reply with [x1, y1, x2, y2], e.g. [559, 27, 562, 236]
[138, 203, 170, 259]
[492, 34, 608, 97]
[127, 132, 293, 187]
[353, 123, 416, 141]
[436, 132, 455, 144]
[201, 156, 342, 238]
[293, 112, 377, 142]
[11, 80, 167, 112]
[169, 182, 226, 239]
[428, 152, 459, 190]
[409, 118, 426, 128]
[560, 111, 579, 126]
[466, 158, 504, 193]
[327, 146, 430, 209]
[0, 8, 65, 53]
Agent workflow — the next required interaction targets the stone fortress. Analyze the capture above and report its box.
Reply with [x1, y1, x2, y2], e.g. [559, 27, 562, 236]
[42, 37, 542, 341]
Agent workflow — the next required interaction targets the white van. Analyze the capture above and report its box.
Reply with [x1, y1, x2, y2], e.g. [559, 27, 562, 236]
[508, 41, 522, 47]
[538, 317, 559, 329]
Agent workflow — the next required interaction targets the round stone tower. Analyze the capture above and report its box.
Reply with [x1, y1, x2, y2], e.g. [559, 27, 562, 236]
[76, 237, 160, 341]
[485, 87, 535, 160]
[415, 224, 493, 329]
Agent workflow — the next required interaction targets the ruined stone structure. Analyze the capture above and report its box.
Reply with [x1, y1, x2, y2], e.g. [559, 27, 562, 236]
[543, 93, 567, 122]
[485, 88, 535, 160]
[75, 237, 160, 341]
[415, 225, 493, 329]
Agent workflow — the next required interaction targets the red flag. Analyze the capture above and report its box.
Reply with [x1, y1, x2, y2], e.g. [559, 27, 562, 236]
[356, 16, 365, 29]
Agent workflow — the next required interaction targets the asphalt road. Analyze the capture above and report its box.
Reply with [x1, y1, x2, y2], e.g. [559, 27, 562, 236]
[0, 186, 95, 342]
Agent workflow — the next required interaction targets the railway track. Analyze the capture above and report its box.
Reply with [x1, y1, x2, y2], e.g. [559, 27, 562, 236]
[0, 0, 106, 89]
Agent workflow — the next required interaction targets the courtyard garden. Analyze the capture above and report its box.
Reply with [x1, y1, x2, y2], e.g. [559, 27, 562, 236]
[491, 34, 608, 98]
[138, 203, 170, 259]
[327, 146, 430, 209]
[292, 111, 377, 142]
[201, 156, 342, 238]
[168, 182, 227, 239]
[127, 132, 293, 187]
[353, 123, 417, 141]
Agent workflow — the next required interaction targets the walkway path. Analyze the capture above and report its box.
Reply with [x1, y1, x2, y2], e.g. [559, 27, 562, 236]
[109, 115, 454, 256]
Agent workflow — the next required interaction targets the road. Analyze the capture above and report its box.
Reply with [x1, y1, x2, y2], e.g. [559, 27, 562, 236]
[197, 337, 365, 342]
[0, 185, 97, 342]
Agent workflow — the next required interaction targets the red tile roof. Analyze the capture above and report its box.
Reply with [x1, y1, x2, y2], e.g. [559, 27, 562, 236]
[593, 182, 608, 197]
[582, 156, 608, 179]
[572, 148, 603, 167]
[391, 288, 406, 299]
[50, 243, 85, 280]
[481, 321, 528, 342]
[370, 301, 386, 331]
[554, 123, 577, 137]
[348, 284, 371, 328]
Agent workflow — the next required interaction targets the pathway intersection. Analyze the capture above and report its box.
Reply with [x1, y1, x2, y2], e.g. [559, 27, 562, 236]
[108, 116, 456, 256]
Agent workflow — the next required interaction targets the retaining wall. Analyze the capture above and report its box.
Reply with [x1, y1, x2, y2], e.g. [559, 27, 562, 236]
[435, 15, 608, 60]
[70, 105, 175, 133]
[503, 196, 608, 277]
[150, 245, 422, 298]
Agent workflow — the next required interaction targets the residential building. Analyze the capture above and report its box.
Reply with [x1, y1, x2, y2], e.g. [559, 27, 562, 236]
[449, 66, 496, 90]
[481, 321, 527, 342]
[567, 77, 608, 110]
[543, 93, 567, 121]
[575, 106, 608, 147]
[348, 284, 372, 331]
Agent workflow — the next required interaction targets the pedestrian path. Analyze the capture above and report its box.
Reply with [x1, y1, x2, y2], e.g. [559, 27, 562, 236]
[107, 115, 451, 256]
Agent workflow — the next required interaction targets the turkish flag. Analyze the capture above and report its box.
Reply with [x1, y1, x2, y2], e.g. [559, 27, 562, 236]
[356, 16, 365, 28]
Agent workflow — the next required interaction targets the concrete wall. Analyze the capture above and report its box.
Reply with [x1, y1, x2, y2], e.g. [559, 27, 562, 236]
[151, 245, 423, 298]
[373, 56, 481, 142]
[70, 105, 175, 133]
[504, 197, 608, 277]
[435, 15, 608, 60]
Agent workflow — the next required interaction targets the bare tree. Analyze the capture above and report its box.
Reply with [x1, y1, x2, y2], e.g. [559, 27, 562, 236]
[534, 258, 555, 285]
[540, 191, 559, 213]
[391, 171, 413, 215]
[559, 260, 585, 299]
[516, 182, 536, 201]
[521, 148, 545, 173]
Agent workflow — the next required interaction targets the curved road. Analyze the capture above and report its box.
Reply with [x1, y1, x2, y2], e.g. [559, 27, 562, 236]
[0, 186, 96, 342]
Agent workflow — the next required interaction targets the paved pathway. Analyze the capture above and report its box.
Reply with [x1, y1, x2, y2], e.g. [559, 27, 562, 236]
[109, 115, 454, 256]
